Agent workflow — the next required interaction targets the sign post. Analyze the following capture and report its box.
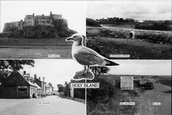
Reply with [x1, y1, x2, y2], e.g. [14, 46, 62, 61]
[120, 76, 134, 90]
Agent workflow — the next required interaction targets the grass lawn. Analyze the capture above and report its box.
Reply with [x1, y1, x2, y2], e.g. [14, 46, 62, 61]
[87, 27, 172, 59]
[0, 37, 72, 46]
[0, 47, 72, 59]
[0, 37, 72, 59]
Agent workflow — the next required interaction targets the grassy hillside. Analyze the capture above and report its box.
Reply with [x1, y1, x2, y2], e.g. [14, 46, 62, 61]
[86, 27, 172, 59]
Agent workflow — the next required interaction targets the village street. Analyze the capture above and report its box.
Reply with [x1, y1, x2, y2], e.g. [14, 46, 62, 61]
[0, 96, 85, 115]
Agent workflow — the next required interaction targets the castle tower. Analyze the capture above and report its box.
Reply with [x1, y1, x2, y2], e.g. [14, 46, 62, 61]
[50, 11, 52, 17]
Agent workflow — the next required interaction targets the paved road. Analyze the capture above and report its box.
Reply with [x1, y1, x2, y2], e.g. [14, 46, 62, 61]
[136, 83, 171, 115]
[0, 96, 85, 115]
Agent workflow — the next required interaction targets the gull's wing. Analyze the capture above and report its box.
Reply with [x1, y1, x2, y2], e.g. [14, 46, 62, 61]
[74, 46, 105, 66]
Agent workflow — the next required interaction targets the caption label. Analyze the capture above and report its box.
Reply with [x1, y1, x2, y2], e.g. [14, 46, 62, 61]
[120, 102, 135, 105]
[153, 102, 161, 106]
[37, 102, 51, 105]
[71, 83, 99, 88]
[109, 54, 130, 58]
[48, 54, 60, 58]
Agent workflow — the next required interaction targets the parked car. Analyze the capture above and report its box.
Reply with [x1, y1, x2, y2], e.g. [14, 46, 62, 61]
[143, 81, 154, 89]
[139, 79, 154, 89]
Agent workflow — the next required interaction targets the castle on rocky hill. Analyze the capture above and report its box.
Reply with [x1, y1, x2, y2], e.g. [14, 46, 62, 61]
[3, 11, 67, 33]
[1, 11, 75, 38]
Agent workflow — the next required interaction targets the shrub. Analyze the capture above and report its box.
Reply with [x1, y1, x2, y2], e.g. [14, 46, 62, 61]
[87, 76, 138, 115]
[135, 22, 171, 31]
[159, 78, 172, 87]
[135, 30, 172, 44]
[86, 18, 100, 27]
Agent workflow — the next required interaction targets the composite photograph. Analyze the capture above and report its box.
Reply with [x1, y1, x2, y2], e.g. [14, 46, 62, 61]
[0, 0, 171, 115]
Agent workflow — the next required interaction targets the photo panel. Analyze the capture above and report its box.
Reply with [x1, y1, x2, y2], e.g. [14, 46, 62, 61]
[0, 0, 86, 59]
[86, 1, 172, 60]
[0, 59, 86, 115]
[86, 60, 171, 115]
[86, 1, 171, 115]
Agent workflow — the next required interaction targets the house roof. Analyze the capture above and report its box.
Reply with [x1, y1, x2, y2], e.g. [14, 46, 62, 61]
[34, 83, 42, 90]
[1, 71, 36, 87]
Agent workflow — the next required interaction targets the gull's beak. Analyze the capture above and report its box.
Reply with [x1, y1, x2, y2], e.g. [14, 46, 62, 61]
[66, 37, 74, 42]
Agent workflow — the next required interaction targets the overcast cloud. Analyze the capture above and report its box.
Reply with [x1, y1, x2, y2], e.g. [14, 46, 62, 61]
[87, 1, 171, 20]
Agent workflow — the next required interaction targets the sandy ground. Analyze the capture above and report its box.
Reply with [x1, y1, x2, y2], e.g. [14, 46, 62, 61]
[0, 96, 85, 115]
[136, 83, 171, 115]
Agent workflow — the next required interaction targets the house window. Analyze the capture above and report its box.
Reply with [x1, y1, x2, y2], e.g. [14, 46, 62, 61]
[18, 87, 28, 95]
[18, 88, 27, 94]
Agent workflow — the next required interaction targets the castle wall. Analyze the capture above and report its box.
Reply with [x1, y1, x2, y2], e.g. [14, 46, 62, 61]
[52, 14, 62, 20]
[24, 15, 35, 26]
[3, 21, 22, 32]
[3, 23, 11, 32]
[35, 18, 52, 26]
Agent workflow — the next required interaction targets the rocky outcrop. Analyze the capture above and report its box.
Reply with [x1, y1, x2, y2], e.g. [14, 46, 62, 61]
[2, 19, 76, 38]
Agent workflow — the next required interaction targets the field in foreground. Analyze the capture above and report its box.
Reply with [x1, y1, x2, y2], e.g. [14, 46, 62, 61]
[0, 37, 71, 46]
[0, 37, 72, 59]
[87, 26, 172, 59]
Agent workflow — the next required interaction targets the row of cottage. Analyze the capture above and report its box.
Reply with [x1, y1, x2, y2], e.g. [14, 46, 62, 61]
[0, 71, 53, 98]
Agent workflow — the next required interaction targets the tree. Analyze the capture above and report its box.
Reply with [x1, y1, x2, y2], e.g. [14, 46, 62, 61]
[57, 84, 64, 92]
[90, 66, 110, 77]
[48, 82, 54, 91]
[0, 60, 34, 71]
[0, 60, 34, 82]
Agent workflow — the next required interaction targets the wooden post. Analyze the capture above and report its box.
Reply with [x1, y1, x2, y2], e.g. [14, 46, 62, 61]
[85, 79, 87, 104]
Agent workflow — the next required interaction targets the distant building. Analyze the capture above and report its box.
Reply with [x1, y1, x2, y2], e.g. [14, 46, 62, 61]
[41, 82, 53, 95]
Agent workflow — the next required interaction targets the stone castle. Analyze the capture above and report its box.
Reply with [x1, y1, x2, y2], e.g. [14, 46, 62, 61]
[1, 11, 75, 38]
[3, 11, 67, 33]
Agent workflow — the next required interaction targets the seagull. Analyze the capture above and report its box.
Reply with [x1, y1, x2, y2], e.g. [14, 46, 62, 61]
[66, 33, 119, 75]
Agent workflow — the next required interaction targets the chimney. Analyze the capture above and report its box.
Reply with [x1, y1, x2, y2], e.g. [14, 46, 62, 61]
[50, 11, 52, 16]
[23, 71, 26, 75]
[33, 13, 34, 17]
[34, 74, 37, 79]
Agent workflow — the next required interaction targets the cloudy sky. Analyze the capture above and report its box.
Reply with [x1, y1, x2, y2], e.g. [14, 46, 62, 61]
[87, 0, 171, 20]
[0, 1, 86, 34]
[1, 0, 171, 33]
[22, 59, 171, 90]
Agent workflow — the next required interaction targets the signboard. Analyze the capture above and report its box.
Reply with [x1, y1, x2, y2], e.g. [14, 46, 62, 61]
[18, 86, 28, 88]
[120, 76, 133, 90]
[71, 83, 99, 89]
